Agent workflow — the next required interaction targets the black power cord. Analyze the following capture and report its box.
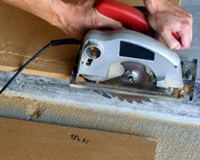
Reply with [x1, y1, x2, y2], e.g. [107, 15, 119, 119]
[0, 39, 80, 95]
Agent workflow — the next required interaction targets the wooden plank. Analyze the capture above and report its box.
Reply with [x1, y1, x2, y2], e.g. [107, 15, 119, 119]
[0, 117, 157, 160]
[0, 0, 180, 80]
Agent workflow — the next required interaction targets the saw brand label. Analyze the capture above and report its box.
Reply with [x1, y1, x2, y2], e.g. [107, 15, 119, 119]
[119, 41, 155, 61]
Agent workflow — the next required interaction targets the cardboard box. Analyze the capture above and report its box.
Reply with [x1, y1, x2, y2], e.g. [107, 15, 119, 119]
[0, 118, 157, 160]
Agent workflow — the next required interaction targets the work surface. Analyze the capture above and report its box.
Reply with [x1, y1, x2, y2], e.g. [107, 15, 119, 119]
[0, 0, 200, 160]
[0, 0, 199, 125]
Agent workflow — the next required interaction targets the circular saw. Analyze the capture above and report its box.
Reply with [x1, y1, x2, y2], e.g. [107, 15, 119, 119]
[70, 0, 197, 102]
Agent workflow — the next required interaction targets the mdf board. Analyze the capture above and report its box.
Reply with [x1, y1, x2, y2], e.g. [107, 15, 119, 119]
[0, 0, 180, 80]
[0, 117, 157, 160]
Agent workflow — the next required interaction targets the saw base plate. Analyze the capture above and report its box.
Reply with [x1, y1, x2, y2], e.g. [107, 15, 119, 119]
[70, 56, 197, 103]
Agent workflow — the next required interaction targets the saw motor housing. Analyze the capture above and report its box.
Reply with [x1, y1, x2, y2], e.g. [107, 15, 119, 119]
[70, 30, 197, 101]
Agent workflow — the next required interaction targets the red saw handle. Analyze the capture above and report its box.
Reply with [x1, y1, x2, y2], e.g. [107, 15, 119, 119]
[96, 0, 151, 34]
[96, 0, 180, 40]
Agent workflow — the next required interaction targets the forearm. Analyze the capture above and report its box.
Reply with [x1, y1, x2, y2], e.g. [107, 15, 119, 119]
[0, 0, 71, 27]
[0, 0, 121, 40]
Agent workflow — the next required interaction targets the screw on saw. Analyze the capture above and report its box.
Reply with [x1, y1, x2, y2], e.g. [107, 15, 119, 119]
[124, 70, 140, 83]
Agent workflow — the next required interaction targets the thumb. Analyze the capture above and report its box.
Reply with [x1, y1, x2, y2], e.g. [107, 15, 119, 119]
[160, 31, 181, 50]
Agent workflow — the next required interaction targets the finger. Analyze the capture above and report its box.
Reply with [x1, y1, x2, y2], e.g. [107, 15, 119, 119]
[178, 27, 191, 50]
[160, 30, 181, 50]
[189, 16, 193, 45]
[184, 15, 193, 48]
[190, 24, 193, 44]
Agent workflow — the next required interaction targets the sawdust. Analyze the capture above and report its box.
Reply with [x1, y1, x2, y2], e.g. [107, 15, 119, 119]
[0, 95, 47, 119]
[174, 85, 193, 98]
[26, 104, 46, 118]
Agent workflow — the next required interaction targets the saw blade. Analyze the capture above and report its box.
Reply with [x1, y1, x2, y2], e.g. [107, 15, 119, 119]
[94, 90, 150, 103]
[102, 61, 156, 102]
[109, 93, 150, 103]
[104, 62, 156, 89]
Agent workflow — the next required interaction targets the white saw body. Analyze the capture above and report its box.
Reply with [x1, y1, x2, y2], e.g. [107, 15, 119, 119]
[70, 30, 197, 102]
[78, 30, 183, 89]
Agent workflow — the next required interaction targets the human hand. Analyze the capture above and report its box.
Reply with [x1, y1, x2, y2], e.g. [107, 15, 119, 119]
[51, 0, 122, 40]
[144, 0, 193, 50]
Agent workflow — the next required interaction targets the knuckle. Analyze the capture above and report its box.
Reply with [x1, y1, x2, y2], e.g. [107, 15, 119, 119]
[160, 26, 170, 34]
[181, 20, 191, 29]
[182, 20, 190, 26]
[160, 30, 168, 36]
[188, 13, 193, 18]
[185, 14, 193, 24]
[179, 16, 193, 27]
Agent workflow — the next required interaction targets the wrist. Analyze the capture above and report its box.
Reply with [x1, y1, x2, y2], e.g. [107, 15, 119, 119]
[48, 0, 72, 28]
[143, 0, 169, 14]
[48, 0, 64, 27]
[49, 0, 77, 29]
